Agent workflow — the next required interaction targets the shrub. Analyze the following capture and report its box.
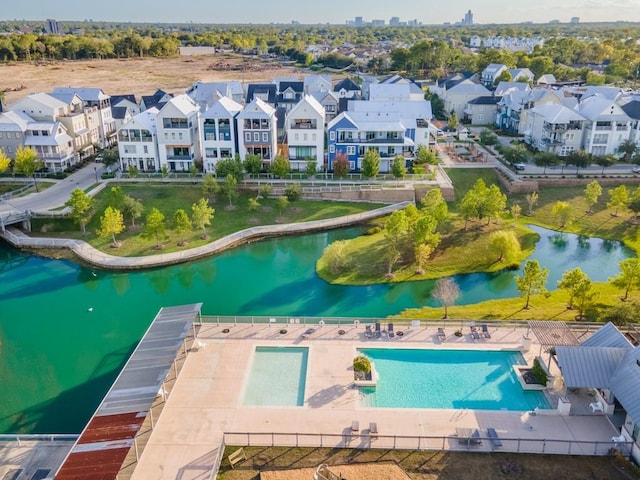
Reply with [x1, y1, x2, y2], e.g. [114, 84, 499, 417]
[284, 183, 302, 202]
[532, 358, 548, 385]
[366, 226, 382, 235]
[353, 355, 371, 374]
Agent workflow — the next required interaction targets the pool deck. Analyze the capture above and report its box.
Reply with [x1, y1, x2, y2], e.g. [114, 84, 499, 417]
[129, 323, 621, 480]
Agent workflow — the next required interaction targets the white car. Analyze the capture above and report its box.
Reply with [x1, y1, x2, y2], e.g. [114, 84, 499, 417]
[632, 165, 640, 174]
[513, 163, 526, 171]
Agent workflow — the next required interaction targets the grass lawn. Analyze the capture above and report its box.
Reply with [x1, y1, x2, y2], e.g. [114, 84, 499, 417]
[216, 446, 638, 480]
[0, 181, 55, 196]
[30, 184, 384, 257]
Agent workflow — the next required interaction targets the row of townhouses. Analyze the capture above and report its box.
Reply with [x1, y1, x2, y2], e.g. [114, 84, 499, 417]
[431, 69, 640, 158]
[0, 88, 116, 172]
[0, 74, 434, 175]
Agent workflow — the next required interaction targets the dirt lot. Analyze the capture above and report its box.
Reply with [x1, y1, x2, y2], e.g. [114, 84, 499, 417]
[0, 55, 303, 104]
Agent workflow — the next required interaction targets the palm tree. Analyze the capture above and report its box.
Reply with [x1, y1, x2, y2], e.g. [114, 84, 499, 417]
[617, 139, 637, 162]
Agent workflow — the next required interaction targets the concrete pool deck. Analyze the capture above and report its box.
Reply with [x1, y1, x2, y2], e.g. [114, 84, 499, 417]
[128, 323, 621, 480]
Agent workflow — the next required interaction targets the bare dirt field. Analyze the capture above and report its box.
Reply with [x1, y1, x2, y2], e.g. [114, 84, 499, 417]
[0, 54, 303, 104]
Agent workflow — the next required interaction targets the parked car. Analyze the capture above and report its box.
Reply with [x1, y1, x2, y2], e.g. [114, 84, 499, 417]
[513, 162, 526, 171]
[632, 165, 640, 174]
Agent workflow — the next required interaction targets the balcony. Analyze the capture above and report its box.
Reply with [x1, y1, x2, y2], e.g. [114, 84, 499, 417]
[166, 155, 192, 161]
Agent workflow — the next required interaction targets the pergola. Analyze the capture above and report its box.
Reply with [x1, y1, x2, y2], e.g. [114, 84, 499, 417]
[527, 320, 580, 357]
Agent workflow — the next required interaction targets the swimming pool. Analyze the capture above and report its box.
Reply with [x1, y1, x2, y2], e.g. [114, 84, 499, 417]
[359, 348, 549, 411]
[243, 346, 308, 406]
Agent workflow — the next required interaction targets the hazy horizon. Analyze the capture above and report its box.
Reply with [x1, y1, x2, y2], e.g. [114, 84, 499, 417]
[2, 0, 639, 26]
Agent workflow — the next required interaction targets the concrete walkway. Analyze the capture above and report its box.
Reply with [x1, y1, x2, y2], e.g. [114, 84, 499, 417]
[1, 202, 411, 270]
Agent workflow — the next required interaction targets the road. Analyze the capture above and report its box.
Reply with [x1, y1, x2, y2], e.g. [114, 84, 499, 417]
[0, 162, 105, 226]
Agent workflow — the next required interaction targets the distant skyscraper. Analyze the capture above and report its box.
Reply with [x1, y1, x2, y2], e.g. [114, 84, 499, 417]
[464, 10, 474, 26]
[570, 17, 580, 24]
[355, 16, 364, 26]
[45, 19, 63, 34]
[389, 17, 400, 26]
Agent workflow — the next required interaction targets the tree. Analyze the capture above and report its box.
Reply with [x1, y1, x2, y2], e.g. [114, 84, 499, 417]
[525, 191, 539, 215]
[122, 195, 143, 227]
[488, 231, 521, 264]
[142, 207, 166, 248]
[391, 155, 406, 178]
[0, 148, 10, 173]
[432, 278, 460, 319]
[510, 204, 522, 219]
[160, 164, 169, 179]
[332, 153, 349, 178]
[617, 139, 637, 162]
[215, 155, 243, 181]
[284, 183, 302, 202]
[13, 146, 43, 192]
[502, 144, 529, 167]
[276, 195, 289, 216]
[458, 179, 506, 225]
[97, 206, 125, 246]
[479, 130, 498, 146]
[221, 174, 238, 207]
[551, 201, 572, 228]
[269, 155, 290, 178]
[415, 145, 438, 165]
[361, 149, 380, 178]
[191, 198, 215, 236]
[202, 173, 220, 197]
[172, 209, 193, 244]
[243, 153, 262, 175]
[65, 187, 94, 234]
[385, 209, 410, 252]
[558, 267, 590, 309]
[610, 258, 640, 301]
[515, 260, 549, 309]
[128, 165, 139, 177]
[533, 152, 558, 174]
[584, 180, 602, 214]
[189, 163, 198, 180]
[259, 184, 272, 200]
[567, 149, 592, 174]
[629, 186, 640, 218]
[607, 185, 629, 216]
[305, 160, 317, 177]
[447, 111, 459, 130]
[595, 154, 616, 174]
[323, 240, 349, 274]
[248, 197, 261, 213]
[420, 189, 448, 225]
[101, 148, 119, 167]
[414, 244, 434, 273]
[107, 186, 125, 209]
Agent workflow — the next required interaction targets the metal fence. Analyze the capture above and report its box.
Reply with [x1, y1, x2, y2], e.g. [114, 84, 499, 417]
[0, 433, 78, 446]
[222, 431, 633, 459]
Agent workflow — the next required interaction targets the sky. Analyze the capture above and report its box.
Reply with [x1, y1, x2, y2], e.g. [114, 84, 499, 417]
[1, 0, 639, 25]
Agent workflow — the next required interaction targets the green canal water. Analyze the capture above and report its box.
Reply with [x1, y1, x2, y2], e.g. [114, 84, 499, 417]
[0, 225, 633, 433]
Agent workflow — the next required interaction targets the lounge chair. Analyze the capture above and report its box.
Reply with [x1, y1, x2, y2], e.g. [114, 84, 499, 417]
[470, 326, 481, 341]
[351, 420, 360, 433]
[470, 429, 482, 445]
[375, 322, 382, 338]
[481, 323, 491, 338]
[486, 427, 502, 448]
[369, 422, 378, 439]
[437, 327, 446, 341]
[590, 401, 604, 413]
[387, 322, 395, 338]
[365, 325, 374, 338]
[301, 328, 315, 339]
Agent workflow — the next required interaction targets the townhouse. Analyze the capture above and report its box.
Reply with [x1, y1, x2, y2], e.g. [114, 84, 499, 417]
[117, 108, 160, 173]
[523, 104, 586, 157]
[0, 111, 30, 159]
[200, 95, 243, 173]
[577, 96, 631, 156]
[156, 94, 201, 172]
[285, 95, 325, 171]
[236, 98, 278, 168]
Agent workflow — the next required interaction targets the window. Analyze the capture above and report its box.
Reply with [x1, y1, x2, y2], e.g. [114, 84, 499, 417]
[303, 133, 308, 141]
[329, 145, 335, 153]
[346, 146, 356, 155]
[254, 132, 260, 142]
[124, 145, 137, 154]
[312, 134, 316, 141]
[262, 132, 268, 142]
[143, 145, 148, 154]
[593, 134, 608, 144]
[294, 133, 299, 141]
[205, 148, 217, 158]
[564, 133, 574, 141]
[245, 132, 251, 142]
[329, 131, 335, 141]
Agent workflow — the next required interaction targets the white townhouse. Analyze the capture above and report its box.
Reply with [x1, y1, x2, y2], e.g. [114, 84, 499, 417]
[303, 75, 332, 96]
[52, 87, 116, 148]
[24, 121, 76, 173]
[577, 96, 632, 156]
[0, 111, 30, 159]
[200, 95, 243, 173]
[156, 94, 201, 172]
[481, 63, 508, 87]
[523, 104, 586, 157]
[621, 99, 640, 147]
[117, 108, 160, 173]
[186, 81, 245, 110]
[310, 91, 340, 124]
[437, 79, 491, 120]
[237, 98, 278, 169]
[285, 95, 325, 171]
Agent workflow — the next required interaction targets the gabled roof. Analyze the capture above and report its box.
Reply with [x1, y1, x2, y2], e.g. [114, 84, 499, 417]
[482, 63, 507, 76]
[334, 78, 361, 93]
[508, 68, 534, 81]
[582, 322, 634, 350]
[237, 98, 276, 119]
[121, 107, 159, 133]
[111, 106, 129, 120]
[311, 91, 339, 104]
[159, 94, 199, 117]
[436, 72, 478, 90]
[48, 91, 85, 107]
[12, 92, 67, 111]
[287, 95, 325, 120]
[186, 81, 244, 108]
[467, 96, 501, 105]
[141, 89, 173, 110]
[537, 74, 557, 85]
[448, 80, 491, 96]
[347, 99, 432, 128]
[0, 110, 33, 131]
[304, 74, 332, 92]
[581, 86, 623, 102]
[495, 81, 530, 97]
[556, 346, 627, 389]
[277, 81, 304, 94]
[246, 83, 277, 104]
[530, 103, 586, 124]
[110, 94, 137, 105]
[201, 94, 243, 119]
[576, 96, 630, 122]
[328, 110, 405, 133]
[621, 100, 640, 120]
[52, 87, 109, 102]
[609, 347, 640, 426]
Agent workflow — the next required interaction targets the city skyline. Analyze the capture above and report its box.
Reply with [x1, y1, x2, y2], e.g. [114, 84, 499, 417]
[2, 0, 639, 25]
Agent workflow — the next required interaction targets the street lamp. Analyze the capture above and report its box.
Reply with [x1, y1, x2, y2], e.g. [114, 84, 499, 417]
[94, 166, 98, 183]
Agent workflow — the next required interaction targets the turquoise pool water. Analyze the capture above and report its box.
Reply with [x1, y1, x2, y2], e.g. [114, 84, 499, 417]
[243, 347, 308, 406]
[359, 349, 549, 411]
